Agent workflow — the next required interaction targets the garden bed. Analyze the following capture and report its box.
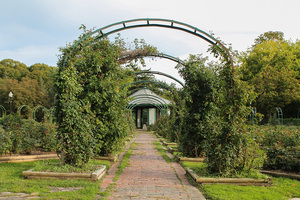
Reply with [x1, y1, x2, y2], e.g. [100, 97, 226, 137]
[175, 154, 205, 162]
[94, 155, 118, 162]
[260, 170, 300, 181]
[0, 154, 59, 163]
[22, 165, 106, 181]
[186, 168, 272, 186]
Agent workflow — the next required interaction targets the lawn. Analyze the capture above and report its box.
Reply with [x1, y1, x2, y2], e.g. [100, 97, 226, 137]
[0, 159, 111, 200]
[182, 161, 300, 200]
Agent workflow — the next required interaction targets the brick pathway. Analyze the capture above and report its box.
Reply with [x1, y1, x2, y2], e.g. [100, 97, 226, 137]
[106, 131, 205, 200]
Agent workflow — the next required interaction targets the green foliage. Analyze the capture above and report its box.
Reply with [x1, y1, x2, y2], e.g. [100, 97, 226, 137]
[254, 31, 285, 46]
[239, 33, 300, 117]
[0, 126, 12, 155]
[0, 59, 57, 113]
[0, 115, 58, 155]
[0, 59, 29, 81]
[55, 27, 139, 166]
[154, 140, 172, 163]
[250, 125, 300, 172]
[176, 54, 219, 158]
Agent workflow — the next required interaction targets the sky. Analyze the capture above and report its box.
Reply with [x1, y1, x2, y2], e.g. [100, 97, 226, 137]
[1, 0, 300, 86]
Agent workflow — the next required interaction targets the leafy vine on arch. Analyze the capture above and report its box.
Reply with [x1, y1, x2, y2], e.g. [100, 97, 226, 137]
[55, 19, 250, 173]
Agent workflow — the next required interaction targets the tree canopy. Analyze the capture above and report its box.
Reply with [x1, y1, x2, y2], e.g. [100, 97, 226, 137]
[239, 32, 300, 117]
[0, 59, 56, 114]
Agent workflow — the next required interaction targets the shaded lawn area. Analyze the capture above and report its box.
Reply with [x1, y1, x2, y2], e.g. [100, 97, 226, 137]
[0, 160, 111, 200]
[182, 161, 300, 200]
[201, 177, 300, 200]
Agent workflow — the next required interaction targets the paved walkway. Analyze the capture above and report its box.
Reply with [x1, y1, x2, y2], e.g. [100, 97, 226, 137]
[104, 131, 205, 200]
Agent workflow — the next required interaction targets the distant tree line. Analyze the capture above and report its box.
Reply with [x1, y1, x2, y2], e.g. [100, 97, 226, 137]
[0, 59, 57, 114]
[1, 31, 300, 120]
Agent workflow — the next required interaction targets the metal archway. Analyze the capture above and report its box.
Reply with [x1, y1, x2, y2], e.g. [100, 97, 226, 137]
[122, 80, 170, 89]
[134, 70, 184, 87]
[63, 18, 233, 69]
[0, 105, 6, 118]
[119, 52, 184, 65]
[249, 107, 257, 125]
[127, 86, 172, 98]
[127, 94, 168, 110]
[127, 93, 168, 107]
[32, 105, 48, 121]
[17, 105, 32, 118]
[273, 107, 283, 125]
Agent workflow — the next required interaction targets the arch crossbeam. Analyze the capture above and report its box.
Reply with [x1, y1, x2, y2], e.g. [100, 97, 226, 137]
[63, 18, 233, 69]
[122, 80, 170, 89]
[134, 70, 184, 87]
[119, 52, 184, 65]
[93, 18, 217, 45]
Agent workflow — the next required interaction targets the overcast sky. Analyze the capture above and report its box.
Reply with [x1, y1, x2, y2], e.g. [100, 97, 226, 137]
[1, 0, 299, 85]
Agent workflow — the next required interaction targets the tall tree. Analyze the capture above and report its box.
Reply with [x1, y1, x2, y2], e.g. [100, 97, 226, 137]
[239, 32, 300, 117]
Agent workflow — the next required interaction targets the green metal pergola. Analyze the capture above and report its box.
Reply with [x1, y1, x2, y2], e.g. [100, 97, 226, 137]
[134, 70, 184, 87]
[126, 94, 169, 110]
[0, 105, 6, 118]
[119, 52, 184, 66]
[122, 80, 170, 89]
[62, 18, 233, 69]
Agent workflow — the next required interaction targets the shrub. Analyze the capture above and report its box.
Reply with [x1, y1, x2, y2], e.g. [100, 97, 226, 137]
[0, 126, 12, 155]
[0, 115, 58, 155]
[249, 125, 300, 173]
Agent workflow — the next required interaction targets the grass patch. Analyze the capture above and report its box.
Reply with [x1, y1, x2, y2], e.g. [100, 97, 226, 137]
[181, 161, 268, 179]
[202, 177, 300, 200]
[113, 142, 135, 182]
[0, 160, 104, 199]
[33, 159, 111, 173]
[154, 141, 172, 163]
[181, 161, 300, 200]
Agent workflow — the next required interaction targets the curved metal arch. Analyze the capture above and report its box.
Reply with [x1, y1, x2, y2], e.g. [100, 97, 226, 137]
[273, 107, 283, 125]
[127, 86, 171, 97]
[63, 18, 233, 69]
[129, 103, 162, 111]
[128, 102, 163, 111]
[32, 105, 48, 121]
[122, 80, 170, 89]
[134, 70, 184, 87]
[127, 94, 168, 110]
[298, 109, 300, 126]
[127, 96, 168, 107]
[0, 105, 6, 118]
[119, 52, 184, 65]
[249, 107, 257, 125]
[17, 105, 32, 118]
[94, 18, 217, 45]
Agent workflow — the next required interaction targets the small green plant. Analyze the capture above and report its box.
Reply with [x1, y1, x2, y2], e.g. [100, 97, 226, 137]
[154, 141, 172, 163]
[114, 142, 135, 181]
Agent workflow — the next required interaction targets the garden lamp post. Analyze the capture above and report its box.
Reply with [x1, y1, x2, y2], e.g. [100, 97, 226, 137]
[9, 91, 13, 114]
